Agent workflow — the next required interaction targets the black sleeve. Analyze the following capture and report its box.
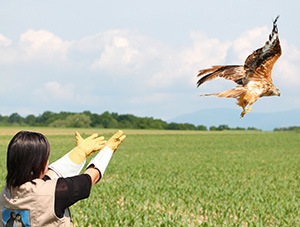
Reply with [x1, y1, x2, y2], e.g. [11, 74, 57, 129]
[54, 174, 92, 218]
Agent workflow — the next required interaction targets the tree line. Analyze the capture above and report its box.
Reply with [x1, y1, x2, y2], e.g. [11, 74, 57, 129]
[274, 126, 300, 132]
[0, 111, 263, 131]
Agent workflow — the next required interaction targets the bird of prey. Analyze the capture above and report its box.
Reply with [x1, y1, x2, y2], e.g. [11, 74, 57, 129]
[196, 16, 282, 117]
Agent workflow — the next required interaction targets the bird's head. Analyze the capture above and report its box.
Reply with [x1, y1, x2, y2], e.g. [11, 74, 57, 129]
[265, 87, 280, 97]
[273, 87, 281, 96]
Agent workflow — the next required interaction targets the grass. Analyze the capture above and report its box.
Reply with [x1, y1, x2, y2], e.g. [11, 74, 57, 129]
[0, 127, 299, 226]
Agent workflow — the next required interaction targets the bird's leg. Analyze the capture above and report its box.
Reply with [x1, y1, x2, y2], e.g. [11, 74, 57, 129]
[240, 105, 252, 118]
[240, 109, 246, 118]
[245, 105, 252, 114]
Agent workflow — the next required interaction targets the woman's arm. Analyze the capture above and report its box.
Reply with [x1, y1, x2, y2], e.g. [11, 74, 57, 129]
[54, 174, 92, 218]
[48, 132, 106, 178]
[52, 167, 101, 217]
[84, 167, 100, 186]
[50, 131, 126, 217]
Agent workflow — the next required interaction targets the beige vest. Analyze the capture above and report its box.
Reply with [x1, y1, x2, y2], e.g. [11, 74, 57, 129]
[0, 178, 71, 227]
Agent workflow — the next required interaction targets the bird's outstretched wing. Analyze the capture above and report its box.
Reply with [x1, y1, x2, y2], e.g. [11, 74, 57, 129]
[244, 15, 282, 82]
[196, 65, 246, 87]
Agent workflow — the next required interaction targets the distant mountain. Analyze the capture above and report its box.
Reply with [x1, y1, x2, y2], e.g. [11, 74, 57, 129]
[168, 108, 300, 131]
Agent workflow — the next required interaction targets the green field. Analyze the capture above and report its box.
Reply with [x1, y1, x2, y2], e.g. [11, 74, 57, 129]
[0, 127, 299, 226]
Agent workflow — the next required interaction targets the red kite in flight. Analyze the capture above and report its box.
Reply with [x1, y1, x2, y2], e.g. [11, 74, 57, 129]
[197, 16, 281, 117]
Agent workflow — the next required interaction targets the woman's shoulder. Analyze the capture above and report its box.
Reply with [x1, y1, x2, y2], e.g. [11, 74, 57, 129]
[19, 178, 58, 195]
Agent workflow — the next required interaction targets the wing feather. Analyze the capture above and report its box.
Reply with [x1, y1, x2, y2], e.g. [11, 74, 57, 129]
[244, 15, 282, 81]
[197, 65, 246, 87]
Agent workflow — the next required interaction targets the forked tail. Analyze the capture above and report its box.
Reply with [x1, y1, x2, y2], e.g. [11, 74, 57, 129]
[201, 88, 245, 98]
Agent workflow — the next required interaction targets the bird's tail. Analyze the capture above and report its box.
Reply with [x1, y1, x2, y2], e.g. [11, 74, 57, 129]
[201, 87, 245, 98]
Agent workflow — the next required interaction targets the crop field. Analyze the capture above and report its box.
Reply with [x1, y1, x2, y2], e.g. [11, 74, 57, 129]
[0, 127, 299, 226]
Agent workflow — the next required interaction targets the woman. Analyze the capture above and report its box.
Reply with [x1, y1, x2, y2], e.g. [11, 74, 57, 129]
[0, 130, 126, 226]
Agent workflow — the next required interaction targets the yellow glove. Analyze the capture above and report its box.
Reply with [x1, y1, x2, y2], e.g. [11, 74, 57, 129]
[68, 132, 107, 164]
[75, 131, 84, 146]
[106, 130, 126, 152]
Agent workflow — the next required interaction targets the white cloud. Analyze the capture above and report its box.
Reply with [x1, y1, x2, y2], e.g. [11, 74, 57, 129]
[34, 81, 75, 101]
[19, 29, 70, 64]
[89, 29, 233, 90]
[91, 37, 139, 73]
[275, 40, 300, 89]
[180, 31, 232, 88]
[90, 29, 164, 75]
[0, 30, 71, 66]
[0, 34, 12, 47]
[88, 29, 187, 91]
[74, 34, 105, 52]
[0, 34, 16, 64]
[182, 31, 231, 67]
[229, 26, 269, 62]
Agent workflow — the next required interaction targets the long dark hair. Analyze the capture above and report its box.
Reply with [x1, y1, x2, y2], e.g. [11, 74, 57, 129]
[6, 131, 50, 188]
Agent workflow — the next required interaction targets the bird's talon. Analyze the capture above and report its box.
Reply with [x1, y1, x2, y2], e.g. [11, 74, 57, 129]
[240, 111, 245, 118]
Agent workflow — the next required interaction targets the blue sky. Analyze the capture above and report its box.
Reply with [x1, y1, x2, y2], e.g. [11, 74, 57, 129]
[0, 1, 299, 121]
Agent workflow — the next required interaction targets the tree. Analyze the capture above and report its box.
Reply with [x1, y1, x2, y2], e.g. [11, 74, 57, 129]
[37, 111, 55, 125]
[217, 125, 230, 131]
[50, 114, 92, 128]
[25, 114, 37, 126]
[197, 125, 207, 131]
[99, 111, 119, 128]
[0, 114, 8, 125]
[8, 113, 23, 125]
[209, 126, 217, 131]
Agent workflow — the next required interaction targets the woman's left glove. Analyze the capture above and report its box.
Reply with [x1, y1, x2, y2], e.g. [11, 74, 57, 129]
[87, 130, 126, 179]
[49, 132, 106, 177]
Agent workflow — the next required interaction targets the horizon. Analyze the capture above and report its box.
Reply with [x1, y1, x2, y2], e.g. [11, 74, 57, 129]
[1, 107, 299, 131]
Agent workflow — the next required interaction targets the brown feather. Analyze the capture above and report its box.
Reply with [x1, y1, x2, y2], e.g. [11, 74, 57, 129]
[197, 65, 245, 87]
[202, 87, 246, 98]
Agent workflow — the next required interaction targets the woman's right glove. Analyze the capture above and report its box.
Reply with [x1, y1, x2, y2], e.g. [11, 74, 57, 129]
[70, 132, 106, 164]
[49, 132, 106, 177]
[87, 130, 126, 179]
